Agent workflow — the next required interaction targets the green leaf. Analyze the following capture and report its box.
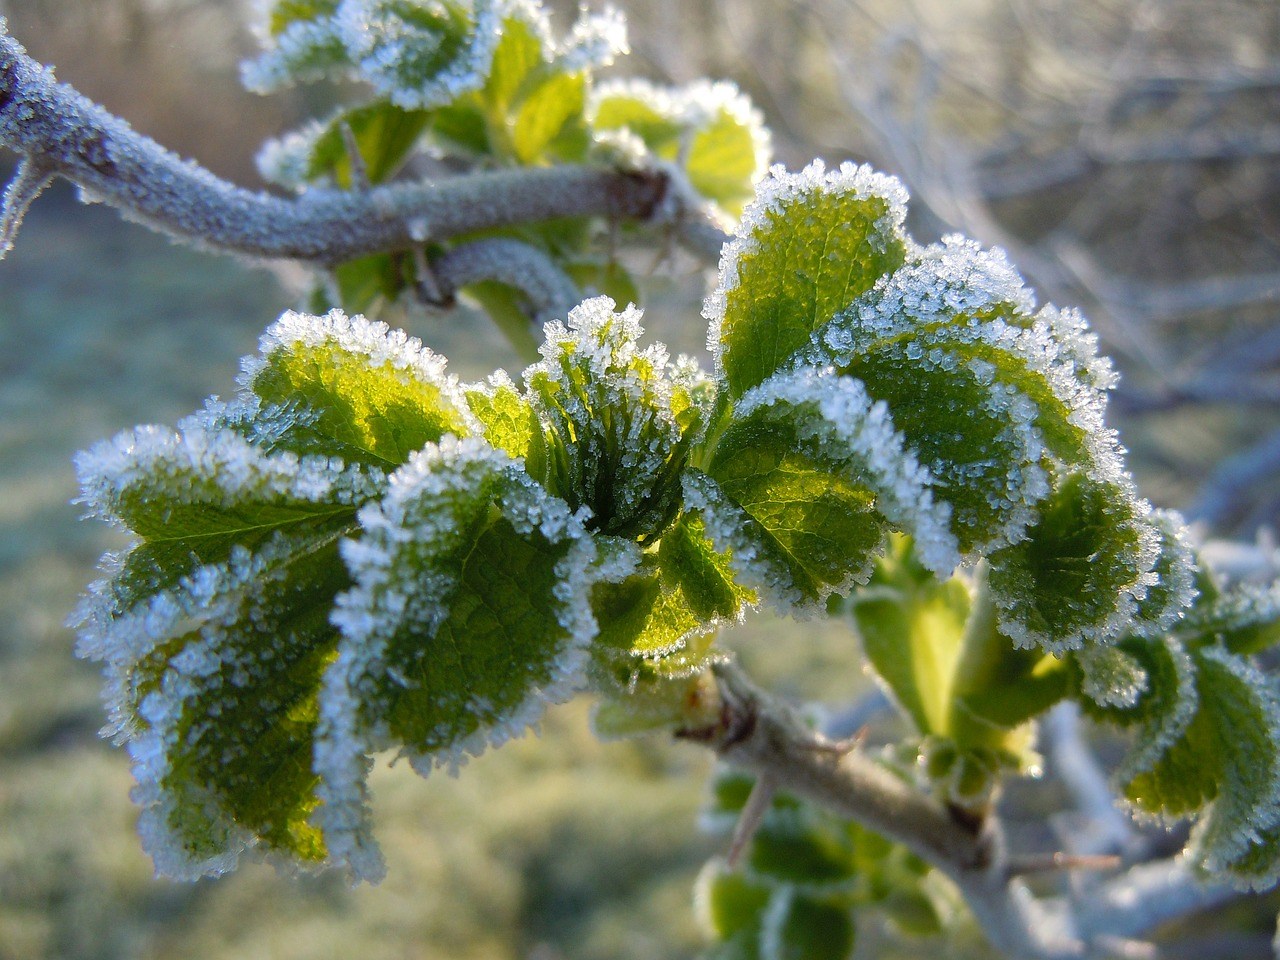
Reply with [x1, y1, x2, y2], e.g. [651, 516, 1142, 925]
[988, 471, 1157, 653]
[484, 13, 551, 115]
[881, 888, 943, 938]
[306, 101, 432, 187]
[245, 309, 474, 468]
[137, 525, 350, 876]
[697, 859, 772, 940]
[694, 369, 958, 613]
[1119, 645, 1280, 885]
[465, 373, 537, 459]
[73, 415, 375, 876]
[591, 566, 705, 661]
[74, 419, 377, 658]
[1182, 581, 1280, 657]
[807, 239, 1126, 558]
[849, 542, 972, 737]
[242, 11, 350, 92]
[761, 889, 855, 960]
[427, 96, 492, 155]
[659, 513, 755, 623]
[330, 253, 408, 313]
[345, 0, 485, 110]
[314, 439, 598, 879]
[511, 71, 586, 163]
[266, 0, 337, 35]
[685, 93, 768, 218]
[709, 161, 908, 399]
[588, 80, 769, 217]
[523, 298, 691, 542]
[589, 81, 683, 157]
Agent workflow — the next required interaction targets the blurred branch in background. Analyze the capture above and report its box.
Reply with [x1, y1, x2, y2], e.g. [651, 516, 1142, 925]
[620, 0, 1280, 534]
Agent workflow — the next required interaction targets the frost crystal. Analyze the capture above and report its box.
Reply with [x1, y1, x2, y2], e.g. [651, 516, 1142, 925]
[733, 368, 959, 577]
[523, 297, 689, 542]
[316, 436, 599, 878]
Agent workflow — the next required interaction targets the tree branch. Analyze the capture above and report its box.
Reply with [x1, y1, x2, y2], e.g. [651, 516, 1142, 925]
[682, 662, 1090, 960]
[430, 237, 583, 324]
[0, 23, 668, 265]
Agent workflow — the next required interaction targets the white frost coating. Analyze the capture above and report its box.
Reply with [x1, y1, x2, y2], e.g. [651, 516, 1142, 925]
[242, 307, 478, 430]
[588, 77, 771, 218]
[121, 536, 319, 880]
[682, 470, 817, 617]
[315, 436, 599, 879]
[556, 5, 628, 71]
[1192, 646, 1280, 884]
[74, 417, 377, 529]
[255, 119, 328, 192]
[736, 367, 960, 576]
[1132, 508, 1199, 638]
[1114, 636, 1198, 793]
[995, 490, 1160, 655]
[523, 296, 685, 539]
[1077, 644, 1149, 709]
[242, 15, 351, 93]
[810, 236, 1118, 473]
[336, 0, 504, 110]
[704, 159, 907, 374]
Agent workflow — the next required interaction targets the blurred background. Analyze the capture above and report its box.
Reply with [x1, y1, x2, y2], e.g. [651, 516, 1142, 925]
[0, 0, 1277, 957]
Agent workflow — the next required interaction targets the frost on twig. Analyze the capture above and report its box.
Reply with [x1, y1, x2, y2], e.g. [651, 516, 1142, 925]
[0, 155, 53, 257]
[431, 237, 583, 324]
[0, 22, 668, 264]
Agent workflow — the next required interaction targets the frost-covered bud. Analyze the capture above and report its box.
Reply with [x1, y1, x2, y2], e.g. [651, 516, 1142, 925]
[524, 297, 691, 542]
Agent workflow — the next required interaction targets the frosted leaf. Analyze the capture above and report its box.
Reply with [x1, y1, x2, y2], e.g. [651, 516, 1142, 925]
[1076, 644, 1148, 709]
[241, 308, 476, 465]
[1185, 648, 1280, 885]
[73, 418, 376, 676]
[802, 240, 1130, 556]
[1129, 508, 1199, 638]
[730, 367, 958, 578]
[592, 515, 752, 676]
[988, 471, 1159, 653]
[808, 236, 1114, 466]
[335, 0, 504, 110]
[242, 12, 352, 92]
[685, 369, 956, 615]
[315, 436, 598, 878]
[1182, 577, 1280, 657]
[464, 369, 537, 459]
[256, 120, 327, 191]
[123, 527, 351, 879]
[522, 296, 691, 542]
[555, 5, 628, 72]
[1110, 636, 1198, 790]
[589, 78, 771, 220]
[707, 159, 908, 398]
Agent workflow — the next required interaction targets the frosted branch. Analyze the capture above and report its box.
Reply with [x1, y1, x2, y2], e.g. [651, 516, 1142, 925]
[431, 238, 583, 324]
[0, 154, 52, 256]
[1074, 859, 1240, 942]
[0, 24, 667, 266]
[1045, 702, 1142, 857]
[684, 662, 1088, 960]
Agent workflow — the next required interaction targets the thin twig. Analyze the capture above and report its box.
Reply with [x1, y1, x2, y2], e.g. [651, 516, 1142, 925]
[0, 154, 53, 256]
[725, 771, 777, 869]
